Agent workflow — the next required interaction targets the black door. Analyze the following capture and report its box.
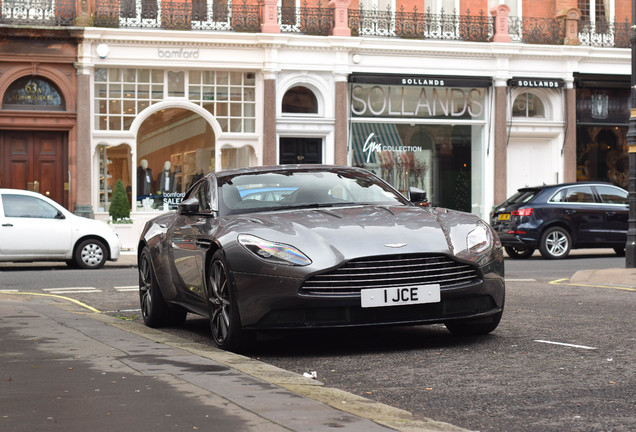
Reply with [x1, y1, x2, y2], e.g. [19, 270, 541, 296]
[279, 138, 322, 164]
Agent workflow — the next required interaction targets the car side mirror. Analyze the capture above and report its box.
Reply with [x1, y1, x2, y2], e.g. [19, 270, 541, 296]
[178, 197, 200, 214]
[55, 210, 66, 220]
[409, 187, 429, 206]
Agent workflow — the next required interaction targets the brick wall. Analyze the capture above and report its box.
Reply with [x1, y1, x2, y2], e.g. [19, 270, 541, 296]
[460, 0, 487, 15]
[524, 0, 555, 18]
[615, 0, 632, 23]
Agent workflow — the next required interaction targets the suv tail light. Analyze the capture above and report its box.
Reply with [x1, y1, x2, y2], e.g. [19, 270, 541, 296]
[511, 208, 534, 217]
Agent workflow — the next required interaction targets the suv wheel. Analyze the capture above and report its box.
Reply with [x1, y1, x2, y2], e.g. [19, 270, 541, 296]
[539, 227, 571, 259]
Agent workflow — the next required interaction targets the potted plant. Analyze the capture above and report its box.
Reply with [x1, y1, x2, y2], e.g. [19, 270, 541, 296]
[108, 179, 135, 250]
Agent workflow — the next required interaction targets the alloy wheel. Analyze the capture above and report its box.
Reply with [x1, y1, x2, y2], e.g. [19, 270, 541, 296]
[545, 230, 569, 257]
[209, 259, 231, 344]
[139, 253, 153, 321]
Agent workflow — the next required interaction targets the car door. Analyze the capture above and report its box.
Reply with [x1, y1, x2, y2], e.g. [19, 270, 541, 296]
[170, 180, 214, 301]
[550, 185, 600, 244]
[593, 185, 629, 244]
[0, 192, 72, 257]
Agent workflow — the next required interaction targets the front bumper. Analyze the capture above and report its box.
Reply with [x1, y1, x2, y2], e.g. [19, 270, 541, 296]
[232, 263, 505, 330]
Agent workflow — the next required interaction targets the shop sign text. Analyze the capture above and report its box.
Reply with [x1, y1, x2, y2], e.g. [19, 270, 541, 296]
[363, 133, 423, 163]
[351, 85, 484, 118]
[157, 48, 200, 59]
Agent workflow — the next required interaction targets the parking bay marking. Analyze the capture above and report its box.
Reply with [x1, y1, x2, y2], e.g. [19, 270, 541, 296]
[115, 286, 138, 292]
[534, 340, 597, 350]
[42, 287, 102, 294]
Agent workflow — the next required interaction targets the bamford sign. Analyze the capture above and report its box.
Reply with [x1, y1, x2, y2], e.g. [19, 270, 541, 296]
[157, 48, 200, 59]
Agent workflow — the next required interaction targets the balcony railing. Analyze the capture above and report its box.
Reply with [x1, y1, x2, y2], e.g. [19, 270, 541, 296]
[1, 0, 75, 25]
[0, 0, 631, 49]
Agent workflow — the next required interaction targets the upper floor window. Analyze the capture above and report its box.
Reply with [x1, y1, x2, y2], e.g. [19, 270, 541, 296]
[282, 86, 318, 114]
[425, 0, 458, 13]
[512, 92, 545, 118]
[578, 0, 612, 28]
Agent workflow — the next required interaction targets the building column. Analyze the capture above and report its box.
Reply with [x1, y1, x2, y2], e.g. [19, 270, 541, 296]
[263, 76, 277, 165]
[493, 81, 508, 205]
[562, 81, 577, 182]
[74, 65, 94, 217]
[334, 77, 348, 165]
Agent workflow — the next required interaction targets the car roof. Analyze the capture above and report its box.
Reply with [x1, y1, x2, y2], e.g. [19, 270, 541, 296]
[516, 181, 621, 192]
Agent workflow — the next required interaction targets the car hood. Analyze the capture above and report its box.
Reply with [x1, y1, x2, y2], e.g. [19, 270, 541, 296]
[227, 205, 486, 270]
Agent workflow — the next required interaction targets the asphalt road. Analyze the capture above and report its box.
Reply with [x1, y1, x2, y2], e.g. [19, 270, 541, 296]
[1, 251, 634, 432]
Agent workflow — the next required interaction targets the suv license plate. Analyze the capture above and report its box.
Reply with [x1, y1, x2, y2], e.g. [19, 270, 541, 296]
[361, 285, 441, 308]
[498, 213, 511, 221]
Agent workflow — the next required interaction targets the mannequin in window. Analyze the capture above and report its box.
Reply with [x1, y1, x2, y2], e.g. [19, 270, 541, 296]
[158, 161, 176, 194]
[137, 159, 153, 197]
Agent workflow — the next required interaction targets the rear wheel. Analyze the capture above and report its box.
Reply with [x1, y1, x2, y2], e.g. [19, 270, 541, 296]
[208, 251, 246, 352]
[504, 246, 535, 259]
[445, 311, 503, 336]
[74, 238, 107, 269]
[539, 227, 571, 259]
[138, 247, 186, 327]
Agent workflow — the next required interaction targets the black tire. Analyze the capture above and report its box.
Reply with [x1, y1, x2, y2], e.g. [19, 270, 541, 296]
[74, 238, 107, 269]
[138, 247, 186, 328]
[208, 250, 246, 352]
[614, 247, 626, 257]
[445, 311, 503, 336]
[504, 246, 535, 259]
[539, 227, 571, 259]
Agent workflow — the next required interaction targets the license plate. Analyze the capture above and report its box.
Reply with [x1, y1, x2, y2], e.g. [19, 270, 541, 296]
[361, 285, 441, 308]
[498, 213, 511, 221]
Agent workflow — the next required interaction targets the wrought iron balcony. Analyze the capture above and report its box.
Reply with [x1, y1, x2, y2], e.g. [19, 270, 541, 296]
[0, 0, 631, 49]
[0, 0, 75, 25]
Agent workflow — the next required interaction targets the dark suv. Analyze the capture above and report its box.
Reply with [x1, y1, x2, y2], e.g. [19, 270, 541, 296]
[490, 182, 628, 259]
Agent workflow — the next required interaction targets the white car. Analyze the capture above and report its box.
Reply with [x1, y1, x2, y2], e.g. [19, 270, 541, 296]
[0, 189, 121, 269]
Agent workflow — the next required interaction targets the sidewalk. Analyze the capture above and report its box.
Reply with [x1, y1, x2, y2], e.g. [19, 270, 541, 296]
[0, 294, 468, 432]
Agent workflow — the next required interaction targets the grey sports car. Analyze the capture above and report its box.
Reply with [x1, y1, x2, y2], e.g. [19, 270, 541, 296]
[138, 165, 505, 351]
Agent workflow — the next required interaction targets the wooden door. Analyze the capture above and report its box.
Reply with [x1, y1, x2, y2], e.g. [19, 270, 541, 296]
[0, 131, 68, 207]
[279, 138, 322, 164]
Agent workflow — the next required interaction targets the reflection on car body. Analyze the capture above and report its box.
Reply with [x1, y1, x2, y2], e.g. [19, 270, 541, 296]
[491, 182, 628, 259]
[138, 165, 505, 352]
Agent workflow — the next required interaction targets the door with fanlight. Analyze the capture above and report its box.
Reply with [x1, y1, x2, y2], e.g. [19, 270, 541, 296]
[0, 131, 68, 207]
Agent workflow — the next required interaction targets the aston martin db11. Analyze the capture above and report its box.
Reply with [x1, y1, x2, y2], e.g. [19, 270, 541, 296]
[138, 165, 505, 351]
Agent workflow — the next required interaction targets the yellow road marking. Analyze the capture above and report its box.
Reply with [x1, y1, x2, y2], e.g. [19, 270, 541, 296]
[549, 278, 636, 292]
[0, 291, 101, 313]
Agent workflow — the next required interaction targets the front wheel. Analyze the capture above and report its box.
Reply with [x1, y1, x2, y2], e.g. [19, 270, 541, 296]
[74, 238, 107, 269]
[504, 246, 535, 259]
[208, 251, 246, 352]
[445, 311, 503, 336]
[539, 227, 571, 259]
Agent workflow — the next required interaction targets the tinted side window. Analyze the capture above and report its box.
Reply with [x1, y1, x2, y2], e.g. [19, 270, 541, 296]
[596, 186, 627, 205]
[2, 195, 59, 218]
[196, 181, 211, 212]
[551, 186, 595, 203]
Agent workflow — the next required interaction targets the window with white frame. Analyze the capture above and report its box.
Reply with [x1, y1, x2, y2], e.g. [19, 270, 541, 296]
[424, 0, 458, 14]
[359, 0, 393, 12]
[94, 68, 256, 133]
[578, 0, 613, 24]
[512, 92, 545, 118]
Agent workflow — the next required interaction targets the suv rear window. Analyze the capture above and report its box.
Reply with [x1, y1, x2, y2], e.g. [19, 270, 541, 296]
[500, 189, 538, 207]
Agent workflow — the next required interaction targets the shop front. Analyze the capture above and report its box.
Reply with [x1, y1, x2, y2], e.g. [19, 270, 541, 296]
[575, 74, 630, 190]
[90, 64, 261, 248]
[348, 74, 492, 217]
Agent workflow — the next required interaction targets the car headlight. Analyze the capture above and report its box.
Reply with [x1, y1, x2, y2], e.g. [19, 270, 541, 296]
[238, 234, 312, 266]
[467, 224, 492, 255]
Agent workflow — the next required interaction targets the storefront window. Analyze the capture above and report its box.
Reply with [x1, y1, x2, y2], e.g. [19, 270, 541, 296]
[349, 77, 489, 214]
[94, 68, 256, 133]
[135, 108, 215, 211]
[98, 144, 132, 213]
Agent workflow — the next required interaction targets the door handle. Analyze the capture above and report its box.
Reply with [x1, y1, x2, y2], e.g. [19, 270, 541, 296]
[565, 210, 576, 215]
[2, 223, 13, 227]
[605, 211, 616, 216]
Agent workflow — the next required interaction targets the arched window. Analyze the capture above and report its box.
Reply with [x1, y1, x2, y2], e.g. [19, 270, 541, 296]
[282, 86, 318, 114]
[512, 92, 545, 118]
[2, 76, 65, 111]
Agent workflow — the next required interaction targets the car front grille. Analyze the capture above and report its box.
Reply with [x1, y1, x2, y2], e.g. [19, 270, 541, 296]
[301, 254, 481, 296]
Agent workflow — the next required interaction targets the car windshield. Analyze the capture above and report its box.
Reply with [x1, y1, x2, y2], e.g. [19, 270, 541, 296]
[217, 169, 409, 215]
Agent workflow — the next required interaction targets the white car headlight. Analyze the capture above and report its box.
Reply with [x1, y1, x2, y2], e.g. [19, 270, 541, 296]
[238, 234, 312, 266]
[467, 224, 492, 255]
